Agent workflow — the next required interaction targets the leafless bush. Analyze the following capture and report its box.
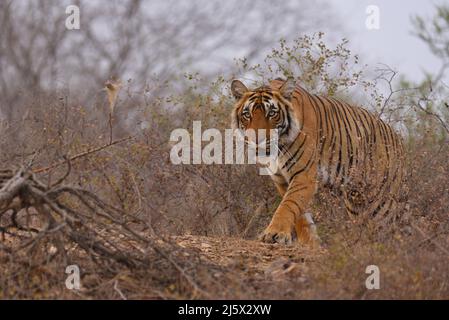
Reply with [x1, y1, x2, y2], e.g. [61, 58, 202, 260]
[0, 1, 448, 297]
[0, 0, 333, 127]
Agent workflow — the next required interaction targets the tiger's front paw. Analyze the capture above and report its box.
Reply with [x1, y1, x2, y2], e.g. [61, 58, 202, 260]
[260, 222, 296, 245]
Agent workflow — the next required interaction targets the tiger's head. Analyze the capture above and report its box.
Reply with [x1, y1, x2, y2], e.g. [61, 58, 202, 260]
[230, 78, 300, 147]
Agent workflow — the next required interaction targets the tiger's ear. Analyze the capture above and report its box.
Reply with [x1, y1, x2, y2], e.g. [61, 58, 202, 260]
[231, 80, 248, 100]
[269, 78, 285, 90]
[279, 77, 296, 99]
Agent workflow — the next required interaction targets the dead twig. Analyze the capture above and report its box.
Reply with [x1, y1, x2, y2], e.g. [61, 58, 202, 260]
[0, 166, 208, 297]
[32, 136, 133, 174]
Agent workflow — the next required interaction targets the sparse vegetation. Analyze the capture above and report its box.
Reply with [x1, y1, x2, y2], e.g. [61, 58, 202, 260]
[0, 2, 448, 300]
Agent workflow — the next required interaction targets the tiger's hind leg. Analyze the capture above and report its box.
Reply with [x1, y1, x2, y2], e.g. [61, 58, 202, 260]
[343, 188, 366, 220]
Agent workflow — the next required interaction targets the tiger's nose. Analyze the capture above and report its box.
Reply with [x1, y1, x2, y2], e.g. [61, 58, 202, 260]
[251, 108, 267, 122]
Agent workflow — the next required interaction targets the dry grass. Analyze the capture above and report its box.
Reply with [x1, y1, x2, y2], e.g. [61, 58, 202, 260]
[0, 82, 447, 300]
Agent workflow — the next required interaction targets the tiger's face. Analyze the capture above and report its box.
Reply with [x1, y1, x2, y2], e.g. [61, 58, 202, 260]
[230, 78, 299, 147]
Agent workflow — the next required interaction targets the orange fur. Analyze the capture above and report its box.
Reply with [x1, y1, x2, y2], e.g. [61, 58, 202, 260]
[231, 78, 405, 246]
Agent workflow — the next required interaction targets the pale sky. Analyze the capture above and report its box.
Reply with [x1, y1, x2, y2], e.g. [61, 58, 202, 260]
[326, 0, 446, 82]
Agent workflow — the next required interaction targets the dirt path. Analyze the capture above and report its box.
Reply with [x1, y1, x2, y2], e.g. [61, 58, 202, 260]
[174, 235, 323, 284]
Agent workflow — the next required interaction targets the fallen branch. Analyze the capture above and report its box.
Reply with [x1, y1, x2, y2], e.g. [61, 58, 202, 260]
[0, 166, 208, 297]
[32, 135, 133, 174]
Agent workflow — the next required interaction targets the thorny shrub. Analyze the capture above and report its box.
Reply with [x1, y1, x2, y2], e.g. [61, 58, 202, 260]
[0, 34, 448, 299]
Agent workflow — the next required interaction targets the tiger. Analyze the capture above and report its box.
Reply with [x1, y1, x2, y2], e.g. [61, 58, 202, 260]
[230, 77, 405, 246]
